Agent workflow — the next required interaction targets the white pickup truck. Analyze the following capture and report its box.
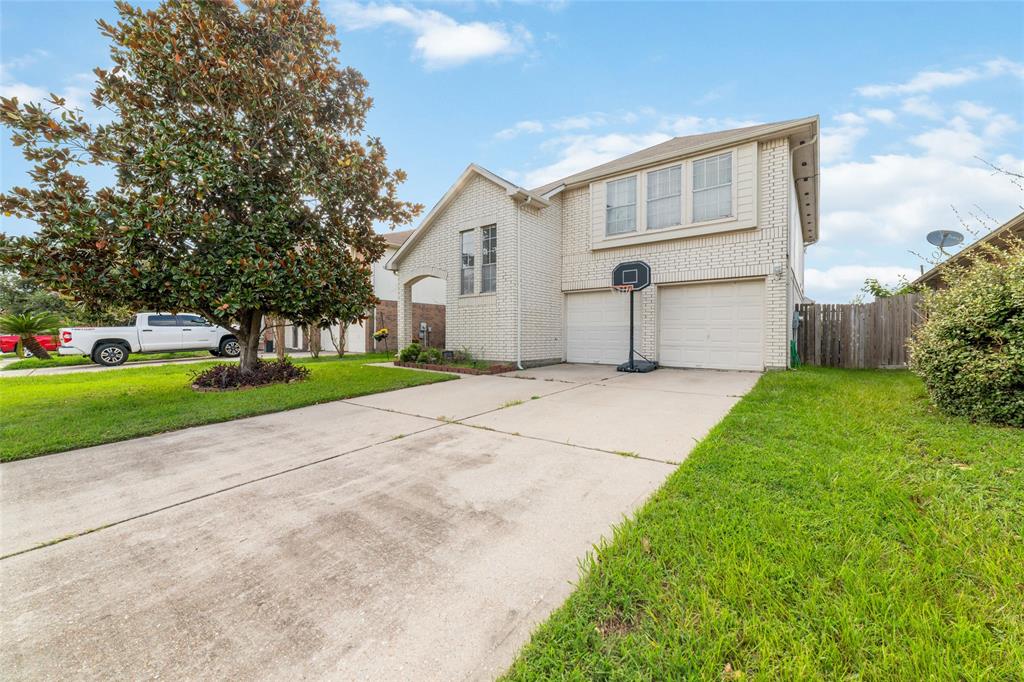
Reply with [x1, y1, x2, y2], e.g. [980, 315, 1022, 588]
[59, 313, 241, 366]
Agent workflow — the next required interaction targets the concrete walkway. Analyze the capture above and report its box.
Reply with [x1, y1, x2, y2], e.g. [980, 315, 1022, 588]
[1, 364, 759, 680]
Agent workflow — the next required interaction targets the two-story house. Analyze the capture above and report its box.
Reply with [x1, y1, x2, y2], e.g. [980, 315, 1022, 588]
[387, 116, 819, 371]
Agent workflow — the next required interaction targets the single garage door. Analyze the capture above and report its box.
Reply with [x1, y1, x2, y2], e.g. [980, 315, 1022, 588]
[566, 290, 641, 364]
[658, 280, 764, 370]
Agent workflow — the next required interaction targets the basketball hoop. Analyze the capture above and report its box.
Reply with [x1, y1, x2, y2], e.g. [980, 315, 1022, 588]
[611, 283, 634, 294]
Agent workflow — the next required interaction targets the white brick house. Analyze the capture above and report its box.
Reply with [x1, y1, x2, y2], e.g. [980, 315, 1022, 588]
[387, 117, 819, 371]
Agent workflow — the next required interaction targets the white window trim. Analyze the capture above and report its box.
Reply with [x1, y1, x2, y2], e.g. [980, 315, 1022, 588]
[459, 228, 475, 296]
[690, 150, 737, 224]
[605, 175, 638, 236]
[480, 224, 497, 294]
[595, 148, 743, 248]
[645, 164, 683, 231]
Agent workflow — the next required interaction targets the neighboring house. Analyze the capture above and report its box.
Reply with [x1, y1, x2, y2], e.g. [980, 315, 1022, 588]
[387, 116, 820, 371]
[914, 211, 1024, 290]
[276, 229, 446, 353]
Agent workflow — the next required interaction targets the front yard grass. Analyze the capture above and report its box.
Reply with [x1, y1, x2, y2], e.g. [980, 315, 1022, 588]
[504, 368, 1024, 681]
[0, 353, 452, 462]
[2, 350, 210, 371]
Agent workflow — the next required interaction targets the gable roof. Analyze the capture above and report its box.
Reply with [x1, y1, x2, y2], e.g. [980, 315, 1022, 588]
[387, 164, 550, 270]
[913, 211, 1024, 288]
[381, 228, 414, 249]
[532, 115, 820, 244]
[531, 117, 818, 195]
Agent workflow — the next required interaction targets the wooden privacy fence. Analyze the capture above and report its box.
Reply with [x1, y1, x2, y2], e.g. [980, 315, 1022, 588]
[796, 294, 924, 368]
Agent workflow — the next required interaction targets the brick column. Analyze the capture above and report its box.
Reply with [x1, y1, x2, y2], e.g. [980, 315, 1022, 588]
[396, 279, 413, 350]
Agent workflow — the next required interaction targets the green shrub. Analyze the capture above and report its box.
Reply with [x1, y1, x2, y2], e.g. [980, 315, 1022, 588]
[908, 236, 1024, 427]
[416, 347, 443, 364]
[398, 342, 421, 362]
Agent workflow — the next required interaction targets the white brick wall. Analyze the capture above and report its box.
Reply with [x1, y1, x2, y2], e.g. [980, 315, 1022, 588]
[396, 174, 520, 361]
[396, 136, 797, 369]
[560, 137, 793, 369]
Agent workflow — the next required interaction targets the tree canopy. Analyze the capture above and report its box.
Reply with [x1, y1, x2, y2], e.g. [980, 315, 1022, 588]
[1, 0, 420, 369]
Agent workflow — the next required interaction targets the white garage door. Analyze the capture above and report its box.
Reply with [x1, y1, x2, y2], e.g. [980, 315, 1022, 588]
[566, 290, 641, 364]
[658, 280, 764, 371]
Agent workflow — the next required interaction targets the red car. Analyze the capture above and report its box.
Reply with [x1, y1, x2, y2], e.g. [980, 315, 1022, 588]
[0, 334, 59, 354]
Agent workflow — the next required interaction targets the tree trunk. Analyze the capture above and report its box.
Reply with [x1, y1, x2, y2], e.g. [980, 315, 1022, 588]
[327, 323, 347, 358]
[273, 316, 286, 360]
[236, 309, 263, 373]
[308, 324, 322, 358]
[22, 335, 52, 360]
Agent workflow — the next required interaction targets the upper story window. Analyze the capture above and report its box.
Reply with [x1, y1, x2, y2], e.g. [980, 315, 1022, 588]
[692, 152, 733, 222]
[460, 229, 475, 295]
[481, 225, 497, 293]
[605, 176, 637, 235]
[646, 165, 681, 229]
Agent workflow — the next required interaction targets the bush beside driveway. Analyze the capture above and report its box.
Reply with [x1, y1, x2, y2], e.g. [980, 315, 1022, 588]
[504, 368, 1024, 681]
[0, 354, 453, 462]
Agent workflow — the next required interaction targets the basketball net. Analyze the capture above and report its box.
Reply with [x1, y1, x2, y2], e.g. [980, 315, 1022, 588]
[611, 284, 634, 294]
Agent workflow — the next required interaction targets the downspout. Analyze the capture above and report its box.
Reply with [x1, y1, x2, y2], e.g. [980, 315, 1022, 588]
[516, 202, 524, 370]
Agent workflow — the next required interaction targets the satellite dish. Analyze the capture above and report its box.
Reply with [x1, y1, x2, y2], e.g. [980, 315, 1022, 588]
[926, 230, 964, 249]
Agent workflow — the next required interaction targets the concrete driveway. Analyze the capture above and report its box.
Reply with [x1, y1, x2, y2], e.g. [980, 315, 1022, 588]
[1, 364, 758, 680]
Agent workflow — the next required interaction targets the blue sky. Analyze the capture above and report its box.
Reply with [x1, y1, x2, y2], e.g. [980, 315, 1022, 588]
[2, 1, 1022, 302]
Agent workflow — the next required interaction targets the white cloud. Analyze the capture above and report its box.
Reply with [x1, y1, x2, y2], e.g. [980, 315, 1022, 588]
[910, 127, 987, 161]
[805, 265, 921, 301]
[332, 2, 531, 69]
[495, 120, 544, 140]
[901, 96, 943, 120]
[0, 73, 92, 111]
[956, 100, 994, 119]
[834, 112, 865, 126]
[510, 132, 671, 189]
[0, 48, 50, 75]
[661, 115, 762, 136]
[864, 108, 895, 124]
[821, 114, 868, 163]
[856, 58, 1024, 97]
[983, 113, 1020, 139]
[552, 114, 608, 131]
[821, 153, 1024, 246]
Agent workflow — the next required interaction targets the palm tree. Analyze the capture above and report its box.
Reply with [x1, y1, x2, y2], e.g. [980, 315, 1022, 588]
[0, 311, 61, 359]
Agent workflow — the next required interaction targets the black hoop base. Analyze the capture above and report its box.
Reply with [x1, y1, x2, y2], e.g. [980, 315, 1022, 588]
[617, 359, 658, 373]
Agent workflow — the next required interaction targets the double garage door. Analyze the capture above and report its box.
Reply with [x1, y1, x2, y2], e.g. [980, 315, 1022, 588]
[565, 279, 764, 371]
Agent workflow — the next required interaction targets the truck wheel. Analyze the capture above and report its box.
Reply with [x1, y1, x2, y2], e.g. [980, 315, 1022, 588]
[220, 338, 241, 358]
[93, 342, 128, 367]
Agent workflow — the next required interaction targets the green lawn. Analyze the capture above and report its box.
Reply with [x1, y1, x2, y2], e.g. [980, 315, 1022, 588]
[0, 353, 452, 462]
[504, 368, 1024, 681]
[2, 350, 210, 371]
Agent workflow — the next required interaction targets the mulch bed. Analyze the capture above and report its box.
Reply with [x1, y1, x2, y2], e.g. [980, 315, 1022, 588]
[394, 360, 516, 375]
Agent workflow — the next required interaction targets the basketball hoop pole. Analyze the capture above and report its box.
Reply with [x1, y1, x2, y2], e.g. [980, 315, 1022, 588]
[628, 288, 635, 371]
[611, 260, 656, 373]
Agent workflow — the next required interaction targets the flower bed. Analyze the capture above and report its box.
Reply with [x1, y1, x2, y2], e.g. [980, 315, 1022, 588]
[394, 360, 515, 375]
[190, 359, 310, 391]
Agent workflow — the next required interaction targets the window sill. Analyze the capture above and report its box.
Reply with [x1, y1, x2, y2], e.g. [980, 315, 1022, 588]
[458, 292, 497, 300]
[594, 215, 753, 250]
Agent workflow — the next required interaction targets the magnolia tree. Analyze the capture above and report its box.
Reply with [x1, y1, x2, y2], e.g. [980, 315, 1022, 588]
[0, 0, 419, 372]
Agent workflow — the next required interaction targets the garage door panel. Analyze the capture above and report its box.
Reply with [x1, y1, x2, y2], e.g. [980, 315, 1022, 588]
[658, 280, 764, 371]
[566, 291, 641, 365]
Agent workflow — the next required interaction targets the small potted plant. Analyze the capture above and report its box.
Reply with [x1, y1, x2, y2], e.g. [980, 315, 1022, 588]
[373, 327, 389, 353]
